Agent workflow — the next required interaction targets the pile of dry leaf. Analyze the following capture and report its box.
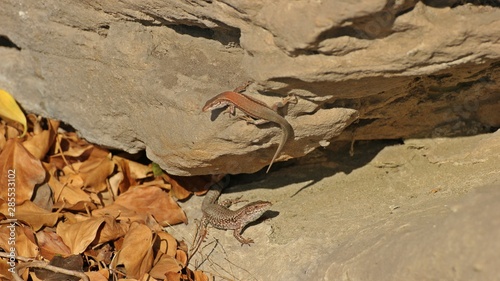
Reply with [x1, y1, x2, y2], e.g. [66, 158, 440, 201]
[0, 90, 216, 281]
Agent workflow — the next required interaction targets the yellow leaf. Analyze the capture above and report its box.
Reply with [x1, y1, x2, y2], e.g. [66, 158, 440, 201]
[0, 89, 27, 137]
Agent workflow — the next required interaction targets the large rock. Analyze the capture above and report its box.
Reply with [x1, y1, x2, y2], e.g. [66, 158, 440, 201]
[0, 1, 499, 175]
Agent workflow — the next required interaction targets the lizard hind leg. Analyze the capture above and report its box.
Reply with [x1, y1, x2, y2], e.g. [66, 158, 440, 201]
[238, 114, 269, 125]
[219, 196, 248, 208]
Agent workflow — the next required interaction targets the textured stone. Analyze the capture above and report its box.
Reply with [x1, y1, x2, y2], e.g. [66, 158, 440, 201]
[0, 0, 499, 175]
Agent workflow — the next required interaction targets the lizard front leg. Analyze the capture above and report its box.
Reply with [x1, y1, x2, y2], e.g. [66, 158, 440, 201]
[271, 94, 298, 113]
[221, 103, 237, 116]
[232, 80, 253, 93]
[233, 227, 254, 245]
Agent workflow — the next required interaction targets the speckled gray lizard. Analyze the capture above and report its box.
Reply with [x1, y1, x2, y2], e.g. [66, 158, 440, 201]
[201, 175, 272, 245]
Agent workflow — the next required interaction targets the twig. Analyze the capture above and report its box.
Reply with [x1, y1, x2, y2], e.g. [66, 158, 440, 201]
[12, 260, 89, 281]
[195, 239, 218, 270]
[187, 219, 207, 265]
[0, 252, 33, 262]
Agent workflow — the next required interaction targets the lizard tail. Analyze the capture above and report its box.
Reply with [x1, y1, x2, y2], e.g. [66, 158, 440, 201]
[266, 122, 294, 173]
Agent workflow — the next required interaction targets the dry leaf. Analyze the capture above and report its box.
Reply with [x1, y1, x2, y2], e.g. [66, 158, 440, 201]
[49, 133, 108, 169]
[84, 270, 109, 281]
[175, 250, 187, 268]
[99, 185, 187, 226]
[113, 157, 138, 194]
[138, 274, 155, 281]
[54, 200, 98, 213]
[36, 230, 72, 260]
[193, 270, 209, 281]
[165, 271, 181, 281]
[85, 244, 112, 264]
[60, 172, 85, 191]
[80, 156, 114, 193]
[115, 223, 154, 279]
[0, 138, 46, 204]
[149, 255, 182, 280]
[92, 215, 129, 245]
[155, 232, 178, 259]
[0, 200, 61, 231]
[114, 156, 152, 179]
[0, 89, 27, 137]
[113, 236, 125, 252]
[4, 123, 20, 139]
[92, 203, 162, 232]
[22, 118, 59, 160]
[55, 133, 94, 158]
[0, 122, 7, 150]
[44, 162, 93, 208]
[162, 175, 213, 200]
[0, 224, 38, 258]
[108, 171, 124, 199]
[56, 217, 106, 254]
[0, 259, 13, 281]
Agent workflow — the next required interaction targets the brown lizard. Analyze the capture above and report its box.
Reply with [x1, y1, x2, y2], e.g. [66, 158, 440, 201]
[201, 175, 272, 245]
[202, 84, 296, 173]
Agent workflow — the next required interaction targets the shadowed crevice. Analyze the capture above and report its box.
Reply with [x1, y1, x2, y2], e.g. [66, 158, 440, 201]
[0, 35, 21, 50]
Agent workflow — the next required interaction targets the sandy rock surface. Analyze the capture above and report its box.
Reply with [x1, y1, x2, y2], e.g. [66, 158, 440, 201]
[180, 131, 500, 280]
